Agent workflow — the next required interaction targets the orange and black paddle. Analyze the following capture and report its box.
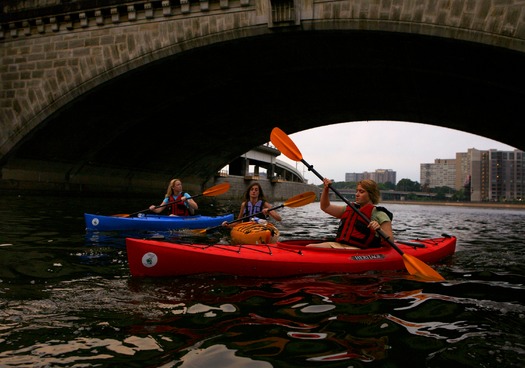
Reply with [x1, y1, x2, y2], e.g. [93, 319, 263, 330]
[113, 182, 231, 218]
[199, 191, 317, 234]
[270, 127, 445, 282]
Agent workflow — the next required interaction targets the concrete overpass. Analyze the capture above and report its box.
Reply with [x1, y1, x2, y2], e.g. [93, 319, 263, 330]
[1, 0, 524, 195]
[227, 144, 306, 183]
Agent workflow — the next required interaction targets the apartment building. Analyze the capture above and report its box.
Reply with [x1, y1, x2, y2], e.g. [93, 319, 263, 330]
[345, 169, 396, 185]
[422, 148, 524, 202]
[420, 159, 456, 189]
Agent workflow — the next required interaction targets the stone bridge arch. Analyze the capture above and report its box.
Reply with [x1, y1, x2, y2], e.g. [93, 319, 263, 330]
[1, 0, 524, 194]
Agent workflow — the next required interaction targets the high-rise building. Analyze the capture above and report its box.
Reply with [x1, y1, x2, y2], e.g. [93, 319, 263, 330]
[455, 152, 470, 190]
[487, 149, 523, 202]
[345, 172, 364, 182]
[466, 148, 489, 201]
[420, 159, 456, 189]
[374, 169, 397, 185]
[425, 148, 524, 202]
[345, 169, 396, 184]
[345, 149, 523, 202]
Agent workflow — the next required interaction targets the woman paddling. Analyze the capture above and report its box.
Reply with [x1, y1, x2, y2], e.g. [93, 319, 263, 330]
[149, 178, 198, 216]
[307, 178, 393, 248]
[222, 182, 282, 227]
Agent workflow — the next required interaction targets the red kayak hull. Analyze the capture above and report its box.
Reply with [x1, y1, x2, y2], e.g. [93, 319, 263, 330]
[126, 236, 456, 278]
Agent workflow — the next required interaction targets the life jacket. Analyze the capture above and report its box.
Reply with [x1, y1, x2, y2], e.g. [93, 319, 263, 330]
[335, 203, 385, 249]
[242, 200, 266, 222]
[167, 193, 191, 216]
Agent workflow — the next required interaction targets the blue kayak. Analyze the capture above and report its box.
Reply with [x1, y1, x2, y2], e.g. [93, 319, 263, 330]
[84, 213, 234, 231]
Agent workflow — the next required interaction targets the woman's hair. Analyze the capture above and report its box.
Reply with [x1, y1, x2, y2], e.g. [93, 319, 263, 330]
[243, 182, 267, 202]
[358, 179, 380, 204]
[165, 178, 182, 197]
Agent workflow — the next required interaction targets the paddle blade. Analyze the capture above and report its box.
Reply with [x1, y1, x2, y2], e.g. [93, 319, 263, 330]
[284, 191, 317, 208]
[270, 127, 303, 161]
[402, 254, 445, 282]
[202, 182, 230, 197]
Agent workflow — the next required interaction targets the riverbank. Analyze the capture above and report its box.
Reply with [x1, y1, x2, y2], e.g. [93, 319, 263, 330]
[382, 200, 525, 210]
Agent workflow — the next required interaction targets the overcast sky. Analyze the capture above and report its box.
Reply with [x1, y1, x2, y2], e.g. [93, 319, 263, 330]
[273, 121, 518, 185]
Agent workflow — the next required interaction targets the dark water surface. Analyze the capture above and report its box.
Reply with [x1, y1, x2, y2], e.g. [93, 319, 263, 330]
[0, 194, 524, 367]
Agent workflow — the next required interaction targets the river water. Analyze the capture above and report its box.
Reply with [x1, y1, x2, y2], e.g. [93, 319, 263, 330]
[0, 194, 524, 367]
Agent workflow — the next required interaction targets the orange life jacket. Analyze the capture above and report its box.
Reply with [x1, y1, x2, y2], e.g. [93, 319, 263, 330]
[168, 193, 191, 216]
[335, 203, 381, 249]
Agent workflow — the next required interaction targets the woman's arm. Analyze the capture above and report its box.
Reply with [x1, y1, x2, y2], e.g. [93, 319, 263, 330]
[319, 179, 345, 218]
[237, 202, 246, 220]
[379, 221, 394, 242]
[149, 199, 166, 214]
[264, 202, 282, 221]
[183, 193, 198, 214]
[369, 220, 395, 242]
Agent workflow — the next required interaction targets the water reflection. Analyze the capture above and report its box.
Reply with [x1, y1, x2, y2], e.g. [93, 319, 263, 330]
[1, 268, 524, 367]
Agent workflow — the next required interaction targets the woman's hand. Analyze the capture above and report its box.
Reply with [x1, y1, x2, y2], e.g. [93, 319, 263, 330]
[368, 220, 380, 231]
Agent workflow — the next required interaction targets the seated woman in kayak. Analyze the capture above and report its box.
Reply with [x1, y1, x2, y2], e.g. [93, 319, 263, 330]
[149, 178, 198, 216]
[222, 182, 282, 227]
[307, 178, 393, 249]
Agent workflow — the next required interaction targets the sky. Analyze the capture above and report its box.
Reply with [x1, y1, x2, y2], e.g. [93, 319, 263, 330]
[274, 121, 518, 185]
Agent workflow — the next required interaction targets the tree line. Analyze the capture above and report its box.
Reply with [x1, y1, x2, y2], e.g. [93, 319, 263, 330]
[325, 179, 469, 202]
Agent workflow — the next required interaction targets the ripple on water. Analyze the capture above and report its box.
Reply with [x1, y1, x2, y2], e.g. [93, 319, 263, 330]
[0, 198, 524, 367]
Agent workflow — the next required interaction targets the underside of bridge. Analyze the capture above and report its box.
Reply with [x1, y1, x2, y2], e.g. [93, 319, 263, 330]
[3, 30, 524, 194]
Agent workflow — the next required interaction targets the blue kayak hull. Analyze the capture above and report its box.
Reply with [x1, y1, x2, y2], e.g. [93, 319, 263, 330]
[85, 213, 234, 231]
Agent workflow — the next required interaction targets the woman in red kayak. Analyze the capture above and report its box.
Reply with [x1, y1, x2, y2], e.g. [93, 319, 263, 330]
[148, 178, 198, 216]
[307, 178, 394, 249]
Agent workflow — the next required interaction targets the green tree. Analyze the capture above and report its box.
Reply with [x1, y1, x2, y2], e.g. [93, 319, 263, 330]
[451, 189, 467, 202]
[381, 181, 396, 190]
[396, 178, 421, 192]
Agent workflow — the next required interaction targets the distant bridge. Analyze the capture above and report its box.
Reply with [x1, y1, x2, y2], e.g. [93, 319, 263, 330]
[1, 0, 524, 195]
[225, 144, 305, 183]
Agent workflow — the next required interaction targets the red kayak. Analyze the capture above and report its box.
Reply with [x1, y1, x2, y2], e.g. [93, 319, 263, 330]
[126, 235, 456, 278]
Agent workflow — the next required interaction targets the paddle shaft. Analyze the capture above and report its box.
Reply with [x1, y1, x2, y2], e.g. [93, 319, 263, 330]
[129, 194, 201, 217]
[201, 191, 315, 234]
[231, 204, 284, 225]
[113, 182, 230, 218]
[205, 204, 284, 233]
[299, 158, 405, 256]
